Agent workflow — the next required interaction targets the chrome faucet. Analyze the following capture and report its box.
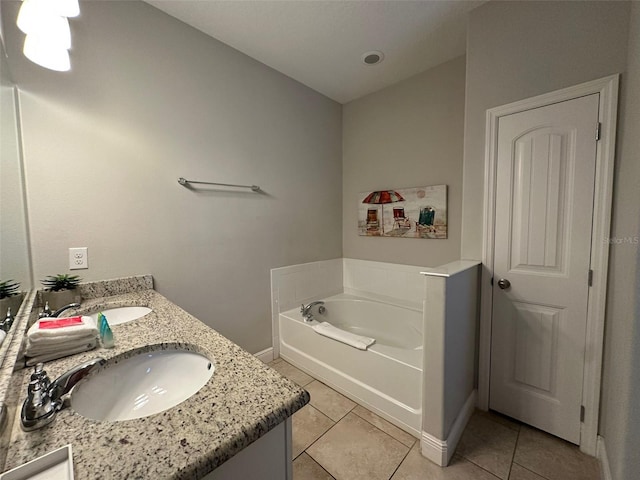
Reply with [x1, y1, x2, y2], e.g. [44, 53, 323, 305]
[300, 301, 325, 322]
[21, 364, 58, 431]
[21, 358, 106, 431]
[0, 307, 13, 332]
[48, 357, 106, 402]
[39, 302, 81, 319]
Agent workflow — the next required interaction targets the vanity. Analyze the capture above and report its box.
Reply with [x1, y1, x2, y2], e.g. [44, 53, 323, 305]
[0, 276, 309, 479]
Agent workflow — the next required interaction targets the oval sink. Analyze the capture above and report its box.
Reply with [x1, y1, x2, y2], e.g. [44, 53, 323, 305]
[88, 306, 152, 326]
[71, 350, 214, 421]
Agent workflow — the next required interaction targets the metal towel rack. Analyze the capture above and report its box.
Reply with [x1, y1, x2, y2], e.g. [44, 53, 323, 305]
[178, 177, 261, 192]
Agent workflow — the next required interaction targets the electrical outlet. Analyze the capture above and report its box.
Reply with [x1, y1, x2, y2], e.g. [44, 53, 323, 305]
[69, 247, 88, 270]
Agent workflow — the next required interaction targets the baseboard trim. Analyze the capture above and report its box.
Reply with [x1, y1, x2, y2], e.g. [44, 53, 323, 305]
[254, 347, 274, 363]
[421, 390, 477, 466]
[597, 436, 611, 480]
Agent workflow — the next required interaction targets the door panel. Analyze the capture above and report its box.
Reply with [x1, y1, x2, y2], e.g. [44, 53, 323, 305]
[490, 94, 599, 444]
[511, 128, 569, 273]
[513, 302, 560, 393]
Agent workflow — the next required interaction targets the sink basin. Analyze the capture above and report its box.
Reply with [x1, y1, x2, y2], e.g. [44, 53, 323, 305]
[88, 306, 152, 326]
[71, 350, 214, 421]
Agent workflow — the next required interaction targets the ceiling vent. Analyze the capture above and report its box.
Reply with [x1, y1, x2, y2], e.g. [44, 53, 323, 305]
[361, 51, 384, 66]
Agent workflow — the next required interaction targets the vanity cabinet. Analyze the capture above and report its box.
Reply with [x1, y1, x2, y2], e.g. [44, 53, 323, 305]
[204, 419, 292, 480]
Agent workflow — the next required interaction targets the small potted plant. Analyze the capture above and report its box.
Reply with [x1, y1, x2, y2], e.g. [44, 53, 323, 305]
[40, 274, 82, 311]
[0, 279, 23, 319]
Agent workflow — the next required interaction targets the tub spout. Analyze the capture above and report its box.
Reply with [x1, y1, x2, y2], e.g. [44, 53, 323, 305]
[300, 301, 325, 322]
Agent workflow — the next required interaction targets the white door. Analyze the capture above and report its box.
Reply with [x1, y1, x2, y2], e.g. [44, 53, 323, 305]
[489, 94, 599, 444]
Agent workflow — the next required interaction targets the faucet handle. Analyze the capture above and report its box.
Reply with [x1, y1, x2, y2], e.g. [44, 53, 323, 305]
[39, 302, 52, 319]
[0, 308, 11, 332]
[22, 377, 58, 431]
[300, 304, 305, 314]
[30, 363, 51, 390]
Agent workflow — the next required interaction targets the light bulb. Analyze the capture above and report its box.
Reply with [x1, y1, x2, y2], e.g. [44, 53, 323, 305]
[52, 0, 80, 18]
[23, 34, 71, 72]
[17, 0, 50, 34]
[40, 15, 71, 49]
[18, 3, 70, 48]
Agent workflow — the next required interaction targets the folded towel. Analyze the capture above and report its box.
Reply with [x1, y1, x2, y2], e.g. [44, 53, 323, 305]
[27, 316, 98, 342]
[26, 341, 97, 366]
[26, 336, 97, 356]
[312, 322, 375, 350]
[28, 332, 98, 347]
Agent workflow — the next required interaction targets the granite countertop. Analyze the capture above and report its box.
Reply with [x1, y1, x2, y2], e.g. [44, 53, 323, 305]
[2, 284, 309, 479]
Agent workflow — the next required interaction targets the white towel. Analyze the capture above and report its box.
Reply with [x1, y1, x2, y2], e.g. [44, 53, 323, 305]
[0, 330, 6, 346]
[28, 332, 98, 347]
[26, 341, 97, 366]
[312, 322, 375, 351]
[27, 316, 98, 342]
[26, 336, 97, 356]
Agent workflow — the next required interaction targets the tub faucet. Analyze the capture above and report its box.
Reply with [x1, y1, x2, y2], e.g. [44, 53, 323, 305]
[39, 302, 81, 318]
[21, 358, 106, 431]
[300, 301, 325, 322]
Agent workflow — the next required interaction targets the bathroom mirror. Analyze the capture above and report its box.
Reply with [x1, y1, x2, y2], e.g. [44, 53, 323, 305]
[0, 34, 32, 347]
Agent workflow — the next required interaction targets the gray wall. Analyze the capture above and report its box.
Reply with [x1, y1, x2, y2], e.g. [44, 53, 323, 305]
[0, 50, 31, 290]
[343, 56, 465, 267]
[461, 0, 630, 259]
[463, 2, 638, 478]
[1, 1, 342, 354]
[600, 3, 640, 479]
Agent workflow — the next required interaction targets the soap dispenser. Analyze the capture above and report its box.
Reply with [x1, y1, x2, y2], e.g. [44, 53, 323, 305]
[97, 313, 115, 348]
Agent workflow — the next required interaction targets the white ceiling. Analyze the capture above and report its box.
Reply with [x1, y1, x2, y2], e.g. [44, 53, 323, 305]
[146, 1, 483, 104]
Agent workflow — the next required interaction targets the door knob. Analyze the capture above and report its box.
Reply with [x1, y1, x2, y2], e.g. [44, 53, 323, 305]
[497, 278, 511, 290]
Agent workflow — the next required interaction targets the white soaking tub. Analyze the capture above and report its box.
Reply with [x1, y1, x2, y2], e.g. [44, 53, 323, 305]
[279, 293, 422, 436]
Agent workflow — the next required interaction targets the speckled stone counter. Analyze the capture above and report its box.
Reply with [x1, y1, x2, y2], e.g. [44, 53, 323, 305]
[2, 281, 309, 479]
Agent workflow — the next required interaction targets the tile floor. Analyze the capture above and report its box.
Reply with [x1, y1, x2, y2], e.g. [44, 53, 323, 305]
[269, 359, 601, 480]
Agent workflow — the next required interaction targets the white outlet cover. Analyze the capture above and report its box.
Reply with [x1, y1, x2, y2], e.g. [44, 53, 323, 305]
[69, 247, 88, 270]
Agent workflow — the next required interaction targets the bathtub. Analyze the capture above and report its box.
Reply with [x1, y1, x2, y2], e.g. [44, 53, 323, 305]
[278, 293, 422, 436]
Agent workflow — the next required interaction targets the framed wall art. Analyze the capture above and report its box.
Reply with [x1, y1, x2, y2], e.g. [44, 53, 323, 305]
[357, 185, 447, 239]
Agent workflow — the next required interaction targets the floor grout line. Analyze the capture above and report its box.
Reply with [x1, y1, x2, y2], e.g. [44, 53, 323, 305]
[506, 425, 521, 479]
[512, 461, 554, 480]
[350, 406, 418, 448]
[296, 452, 337, 480]
[462, 458, 506, 480]
[303, 412, 340, 458]
[386, 441, 414, 480]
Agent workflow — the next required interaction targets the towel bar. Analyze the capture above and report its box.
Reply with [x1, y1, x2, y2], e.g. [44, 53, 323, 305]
[178, 177, 261, 192]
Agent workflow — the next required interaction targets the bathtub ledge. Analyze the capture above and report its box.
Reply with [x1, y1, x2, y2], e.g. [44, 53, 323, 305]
[420, 260, 480, 278]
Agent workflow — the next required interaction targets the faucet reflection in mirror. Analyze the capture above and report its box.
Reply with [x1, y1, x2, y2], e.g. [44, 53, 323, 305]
[17, 0, 80, 71]
[0, 280, 22, 333]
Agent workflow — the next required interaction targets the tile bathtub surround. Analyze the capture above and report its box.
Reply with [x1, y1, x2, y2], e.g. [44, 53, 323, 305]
[2, 288, 309, 479]
[343, 258, 426, 309]
[271, 259, 344, 313]
[276, 360, 601, 480]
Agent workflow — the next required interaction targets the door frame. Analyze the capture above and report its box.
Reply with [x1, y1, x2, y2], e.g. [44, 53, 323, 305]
[477, 74, 619, 456]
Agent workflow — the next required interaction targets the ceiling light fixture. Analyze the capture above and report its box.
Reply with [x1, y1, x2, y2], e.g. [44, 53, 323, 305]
[23, 34, 70, 71]
[361, 51, 384, 66]
[17, 0, 79, 72]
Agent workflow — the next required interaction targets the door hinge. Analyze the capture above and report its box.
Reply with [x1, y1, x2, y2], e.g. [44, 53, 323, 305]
[596, 122, 602, 141]
[580, 405, 585, 422]
[588, 269, 594, 287]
